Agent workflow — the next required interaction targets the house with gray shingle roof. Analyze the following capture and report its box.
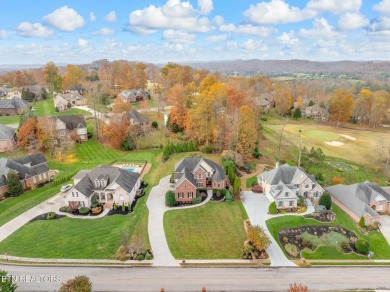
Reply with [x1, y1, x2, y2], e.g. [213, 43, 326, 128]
[0, 96, 29, 115]
[41, 115, 88, 142]
[118, 90, 147, 103]
[54, 92, 87, 111]
[0, 124, 16, 152]
[258, 164, 324, 209]
[326, 181, 390, 225]
[0, 152, 52, 197]
[172, 157, 227, 203]
[305, 104, 329, 120]
[64, 165, 140, 210]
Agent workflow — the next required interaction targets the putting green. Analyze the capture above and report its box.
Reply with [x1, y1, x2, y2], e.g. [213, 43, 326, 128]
[304, 130, 340, 142]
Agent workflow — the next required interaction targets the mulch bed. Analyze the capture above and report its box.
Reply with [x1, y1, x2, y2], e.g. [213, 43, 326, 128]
[278, 225, 357, 258]
[304, 210, 336, 222]
[29, 213, 66, 223]
[108, 206, 132, 216]
[172, 192, 208, 207]
[210, 193, 225, 202]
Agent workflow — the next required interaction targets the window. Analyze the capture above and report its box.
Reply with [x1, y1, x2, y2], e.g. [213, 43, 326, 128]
[119, 194, 124, 201]
[305, 184, 309, 188]
[197, 182, 203, 188]
[208, 172, 211, 178]
[33, 177, 36, 184]
[178, 192, 184, 198]
[188, 192, 193, 198]
[100, 193, 106, 200]
[94, 179, 100, 188]
[80, 201, 85, 207]
[80, 135, 85, 140]
[312, 184, 315, 189]
[289, 200, 294, 207]
[75, 192, 78, 197]
[101, 179, 106, 188]
[43, 173, 46, 179]
[296, 191, 299, 196]
[184, 182, 187, 189]
[218, 183, 220, 188]
[285, 192, 289, 197]
[38, 174, 42, 180]
[198, 174, 202, 179]
[377, 205, 384, 211]
[278, 201, 283, 208]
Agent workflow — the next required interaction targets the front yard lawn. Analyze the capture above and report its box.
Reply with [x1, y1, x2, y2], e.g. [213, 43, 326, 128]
[246, 175, 258, 188]
[164, 201, 248, 259]
[266, 204, 390, 260]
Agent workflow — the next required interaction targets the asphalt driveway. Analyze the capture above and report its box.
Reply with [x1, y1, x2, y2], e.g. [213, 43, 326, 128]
[241, 191, 315, 267]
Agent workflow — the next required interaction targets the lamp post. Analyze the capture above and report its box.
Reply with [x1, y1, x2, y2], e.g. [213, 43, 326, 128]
[298, 129, 302, 168]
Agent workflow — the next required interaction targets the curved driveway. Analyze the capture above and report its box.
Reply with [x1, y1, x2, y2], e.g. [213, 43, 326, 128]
[146, 176, 211, 266]
[241, 191, 314, 267]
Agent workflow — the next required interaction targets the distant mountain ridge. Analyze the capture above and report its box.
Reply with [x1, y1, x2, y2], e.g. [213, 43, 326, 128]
[180, 59, 390, 75]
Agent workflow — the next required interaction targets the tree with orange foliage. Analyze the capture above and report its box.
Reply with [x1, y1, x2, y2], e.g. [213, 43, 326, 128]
[274, 88, 294, 115]
[236, 105, 258, 157]
[17, 118, 38, 150]
[226, 88, 246, 112]
[101, 115, 130, 149]
[36, 117, 56, 154]
[62, 64, 86, 91]
[331, 176, 344, 185]
[329, 89, 353, 127]
[113, 98, 131, 113]
[167, 84, 187, 127]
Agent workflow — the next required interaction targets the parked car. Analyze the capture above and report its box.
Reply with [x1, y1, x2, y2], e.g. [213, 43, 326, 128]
[60, 184, 73, 192]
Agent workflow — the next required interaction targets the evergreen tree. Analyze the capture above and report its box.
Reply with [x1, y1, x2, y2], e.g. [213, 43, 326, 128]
[308, 100, 315, 106]
[6, 172, 23, 197]
[227, 165, 235, 185]
[319, 192, 332, 210]
[293, 107, 302, 119]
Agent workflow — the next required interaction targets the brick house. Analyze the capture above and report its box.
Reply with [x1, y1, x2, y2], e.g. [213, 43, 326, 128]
[0, 96, 29, 116]
[172, 157, 227, 203]
[0, 152, 54, 197]
[258, 163, 325, 209]
[326, 181, 390, 225]
[45, 115, 88, 142]
[54, 92, 87, 111]
[118, 90, 148, 103]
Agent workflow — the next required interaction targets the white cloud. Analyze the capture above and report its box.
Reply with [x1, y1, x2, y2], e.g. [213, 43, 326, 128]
[104, 11, 117, 22]
[214, 15, 224, 26]
[163, 29, 196, 44]
[164, 42, 185, 52]
[205, 34, 227, 42]
[241, 39, 267, 51]
[307, 0, 361, 14]
[198, 0, 213, 15]
[93, 28, 115, 35]
[16, 22, 54, 38]
[244, 0, 315, 24]
[300, 18, 340, 39]
[43, 6, 84, 31]
[374, 0, 390, 15]
[367, 16, 390, 36]
[127, 45, 141, 51]
[78, 38, 89, 47]
[220, 23, 274, 37]
[0, 30, 8, 39]
[90, 12, 96, 22]
[338, 13, 368, 30]
[278, 31, 299, 46]
[128, 0, 214, 33]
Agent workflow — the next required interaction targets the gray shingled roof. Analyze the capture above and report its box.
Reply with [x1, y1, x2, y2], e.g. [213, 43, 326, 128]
[0, 96, 29, 110]
[174, 157, 226, 182]
[126, 110, 149, 124]
[174, 167, 197, 188]
[272, 181, 298, 199]
[50, 115, 86, 130]
[325, 182, 388, 219]
[73, 165, 140, 198]
[259, 164, 317, 186]
[0, 124, 15, 140]
[0, 152, 48, 186]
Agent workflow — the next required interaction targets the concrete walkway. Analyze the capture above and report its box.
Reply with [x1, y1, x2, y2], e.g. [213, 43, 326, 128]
[146, 176, 212, 267]
[241, 191, 314, 267]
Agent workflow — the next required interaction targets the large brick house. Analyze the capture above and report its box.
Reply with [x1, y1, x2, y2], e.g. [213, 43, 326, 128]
[46, 115, 88, 142]
[326, 182, 390, 225]
[118, 90, 148, 103]
[0, 96, 29, 116]
[172, 157, 227, 203]
[54, 92, 87, 111]
[0, 152, 53, 197]
[258, 163, 324, 209]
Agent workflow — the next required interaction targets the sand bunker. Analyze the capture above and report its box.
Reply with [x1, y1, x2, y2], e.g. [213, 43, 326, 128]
[339, 134, 357, 141]
[326, 141, 344, 146]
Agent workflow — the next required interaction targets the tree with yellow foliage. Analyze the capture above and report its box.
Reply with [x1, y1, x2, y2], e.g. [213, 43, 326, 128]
[113, 98, 131, 113]
[236, 105, 257, 157]
[62, 64, 86, 91]
[329, 89, 354, 127]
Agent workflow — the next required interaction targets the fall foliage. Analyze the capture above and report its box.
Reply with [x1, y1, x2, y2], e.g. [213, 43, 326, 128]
[113, 98, 132, 113]
[329, 89, 354, 127]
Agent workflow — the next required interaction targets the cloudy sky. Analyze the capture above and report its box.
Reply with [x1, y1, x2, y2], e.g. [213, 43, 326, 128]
[1, 0, 390, 64]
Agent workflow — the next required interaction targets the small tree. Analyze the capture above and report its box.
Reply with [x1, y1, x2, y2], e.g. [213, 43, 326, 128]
[319, 192, 332, 210]
[308, 100, 314, 106]
[122, 202, 125, 212]
[233, 176, 241, 196]
[151, 121, 158, 129]
[59, 275, 92, 292]
[359, 216, 366, 228]
[6, 172, 23, 197]
[67, 101, 72, 109]
[247, 225, 271, 251]
[355, 239, 370, 255]
[113, 201, 117, 210]
[165, 190, 176, 207]
[227, 165, 235, 185]
[0, 270, 17, 292]
[293, 107, 302, 119]
[269, 201, 278, 214]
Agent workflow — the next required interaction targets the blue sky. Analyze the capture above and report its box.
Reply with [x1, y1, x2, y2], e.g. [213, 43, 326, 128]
[0, 0, 390, 64]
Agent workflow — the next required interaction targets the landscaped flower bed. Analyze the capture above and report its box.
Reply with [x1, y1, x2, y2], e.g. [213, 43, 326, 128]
[278, 225, 358, 258]
[304, 210, 336, 222]
[29, 212, 66, 222]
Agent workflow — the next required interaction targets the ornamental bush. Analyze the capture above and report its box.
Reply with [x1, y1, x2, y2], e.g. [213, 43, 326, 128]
[59, 275, 92, 292]
[269, 202, 278, 214]
[79, 207, 90, 215]
[355, 239, 370, 255]
[359, 216, 366, 228]
[165, 190, 176, 207]
[319, 193, 332, 210]
[47, 212, 56, 220]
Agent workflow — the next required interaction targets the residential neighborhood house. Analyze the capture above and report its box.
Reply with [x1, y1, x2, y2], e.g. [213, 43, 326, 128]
[0, 96, 29, 115]
[118, 90, 148, 103]
[64, 165, 141, 209]
[326, 181, 390, 225]
[124, 109, 150, 132]
[44, 115, 88, 142]
[172, 157, 227, 203]
[54, 92, 87, 111]
[0, 152, 53, 197]
[258, 163, 325, 209]
[305, 105, 329, 120]
[0, 124, 16, 152]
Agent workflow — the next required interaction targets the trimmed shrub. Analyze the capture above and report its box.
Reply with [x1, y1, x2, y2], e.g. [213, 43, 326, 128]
[260, 117, 267, 121]
[355, 239, 370, 255]
[113, 201, 118, 210]
[145, 252, 153, 260]
[285, 243, 299, 257]
[200, 145, 213, 154]
[319, 192, 332, 210]
[47, 212, 56, 220]
[59, 206, 71, 213]
[115, 246, 130, 261]
[0, 269, 17, 292]
[59, 275, 92, 292]
[137, 254, 145, 261]
[151, 121, 158, 129]
[192, 195, 202, 205]
[251, 184, 263, 193]
[79, 207, 90, 215]
[122, 202, 125, 212]
[91, 207, 102, 214]
[165, 190, 176, 207]
[268, 202, 278, 214]
[225, 190, 233, 203]
[359, 216, 366, 228]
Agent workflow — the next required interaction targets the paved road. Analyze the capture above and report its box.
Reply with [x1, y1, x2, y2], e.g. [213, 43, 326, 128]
[2, 265, 390, 291]
[146, 176, 212, 266]
[241, 191, 314, 267]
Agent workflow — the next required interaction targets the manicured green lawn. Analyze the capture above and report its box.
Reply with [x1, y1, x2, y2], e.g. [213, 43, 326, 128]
[31, 99, 90, 117]
[246, 175, 258, 188]
[0, 115, 20, 125]
[0, 184, 59, 227]
[266, 204, 390, 260]
[164, 201, 248, 259]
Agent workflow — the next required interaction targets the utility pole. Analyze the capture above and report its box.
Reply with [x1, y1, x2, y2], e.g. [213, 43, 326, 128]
[298, 129, 302, 168]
